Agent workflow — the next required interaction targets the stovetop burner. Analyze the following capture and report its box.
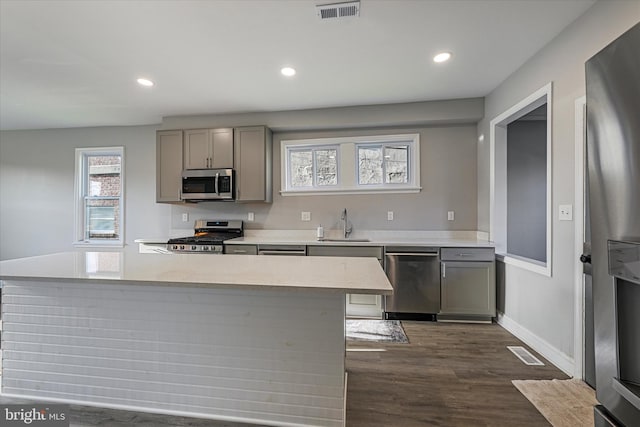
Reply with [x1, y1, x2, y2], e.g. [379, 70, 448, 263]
[167, 219, 243, 253]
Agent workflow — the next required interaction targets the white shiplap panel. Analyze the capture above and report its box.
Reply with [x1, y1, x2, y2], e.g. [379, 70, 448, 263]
[1, 280, 346, 427]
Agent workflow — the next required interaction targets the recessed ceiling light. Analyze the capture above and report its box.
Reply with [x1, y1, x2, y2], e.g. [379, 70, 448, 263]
[433, 52, 452, 63]
[281, 67, 296, 77]
[137, 78, 154, 87]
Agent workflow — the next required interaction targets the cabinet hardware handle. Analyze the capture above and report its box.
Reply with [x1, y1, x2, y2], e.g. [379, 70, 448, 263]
[442, 263, 446, 278]
[386, 252, 437, 257]
[457, 253, 474, 257]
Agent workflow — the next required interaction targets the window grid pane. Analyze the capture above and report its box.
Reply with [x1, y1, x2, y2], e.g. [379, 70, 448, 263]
[85, 198, 120, 239]
[289, 150, 313, 187]
[358, 146, 383, 185]
[384, 145, 408, 184]
[314, 148, 338, 186]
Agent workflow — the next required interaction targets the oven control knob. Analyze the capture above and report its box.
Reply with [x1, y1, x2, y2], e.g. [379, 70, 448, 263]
[180, 245, 185, 250]
[192, 245, 197, 251]
[203, 246, 209, 251]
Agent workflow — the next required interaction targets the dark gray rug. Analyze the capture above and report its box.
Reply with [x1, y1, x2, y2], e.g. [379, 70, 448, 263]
[346, 319, 409, 343]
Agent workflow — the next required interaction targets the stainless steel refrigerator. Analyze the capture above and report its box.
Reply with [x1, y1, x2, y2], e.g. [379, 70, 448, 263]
[585, 22, 640, 427]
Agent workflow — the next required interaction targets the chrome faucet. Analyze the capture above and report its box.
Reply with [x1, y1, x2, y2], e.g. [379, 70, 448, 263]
[341, 208, 352, 239]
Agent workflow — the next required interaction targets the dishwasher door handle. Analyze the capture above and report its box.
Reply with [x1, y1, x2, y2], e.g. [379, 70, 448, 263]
[385, 252, 438, 257]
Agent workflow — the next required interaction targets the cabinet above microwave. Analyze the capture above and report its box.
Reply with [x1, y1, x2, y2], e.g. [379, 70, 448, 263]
[156, 126, 272, 204]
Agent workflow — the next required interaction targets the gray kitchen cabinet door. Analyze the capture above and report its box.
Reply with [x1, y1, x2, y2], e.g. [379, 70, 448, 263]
[184, 129, 210, 169]
[210, 128, 234, 169]
[156, 130, 183, 203]
[224, 245, 258, 255]
[234, 126, 273, 202]
[184, 128, 234, 170]
[440, 261, 496, 317]
[308, 245, 384, 318]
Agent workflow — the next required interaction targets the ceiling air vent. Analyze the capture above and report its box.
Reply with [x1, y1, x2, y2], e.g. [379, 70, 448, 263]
[316, 1, 360, 20]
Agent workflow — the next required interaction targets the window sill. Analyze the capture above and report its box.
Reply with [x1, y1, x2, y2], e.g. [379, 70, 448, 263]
[281, 186, 421, 196]
[496, 252, 551, 277]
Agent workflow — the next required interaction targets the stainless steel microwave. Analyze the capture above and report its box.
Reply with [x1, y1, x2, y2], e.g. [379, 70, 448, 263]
[181, 169, 235, 201]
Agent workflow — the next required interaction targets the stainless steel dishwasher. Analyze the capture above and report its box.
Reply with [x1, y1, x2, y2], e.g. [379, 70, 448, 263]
[384, 246, 440, 321]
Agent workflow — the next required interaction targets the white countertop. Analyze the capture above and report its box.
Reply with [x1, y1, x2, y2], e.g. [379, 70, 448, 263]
[225, 229, 494, 248]
[0, 249, 393, 295]
[136, 229, 494, 248]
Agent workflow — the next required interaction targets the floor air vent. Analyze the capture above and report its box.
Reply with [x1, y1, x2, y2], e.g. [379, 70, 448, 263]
[316, 1, 360, 20]
[507, 346, 545, 366]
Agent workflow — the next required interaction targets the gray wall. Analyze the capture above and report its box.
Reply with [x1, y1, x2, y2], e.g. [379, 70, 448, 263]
[0, 125, 171, 260]
[169, 125, 478, 233]
[476, 0, 640, 362]
[1, 99, 481, 259]
[507, 119, 547, 262]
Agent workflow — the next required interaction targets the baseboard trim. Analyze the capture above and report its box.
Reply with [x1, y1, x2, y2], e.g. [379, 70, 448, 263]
[496, 313, 574, 376]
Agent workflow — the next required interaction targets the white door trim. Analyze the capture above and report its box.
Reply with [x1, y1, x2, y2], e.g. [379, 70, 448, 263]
[573, 95, 586, 379]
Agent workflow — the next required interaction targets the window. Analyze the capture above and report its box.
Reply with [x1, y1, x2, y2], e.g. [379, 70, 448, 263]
[281, 134, 419, 195]
[357, 143, 409, 185]
[74, 147, 124, 246]
[288, 146, 338, 188]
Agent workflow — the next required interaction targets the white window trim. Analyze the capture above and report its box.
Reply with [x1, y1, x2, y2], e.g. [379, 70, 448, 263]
[281, 133, 420, 195]
[73, 146, 125, 248]
[489, 82, 552, 277]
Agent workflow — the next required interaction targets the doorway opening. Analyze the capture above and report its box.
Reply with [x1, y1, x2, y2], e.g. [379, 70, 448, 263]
[490, 83, 553, 276]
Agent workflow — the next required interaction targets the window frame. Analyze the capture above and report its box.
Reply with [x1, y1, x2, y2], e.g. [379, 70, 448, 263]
[73, 146, 125, 247]
[281, 133, 420, 196]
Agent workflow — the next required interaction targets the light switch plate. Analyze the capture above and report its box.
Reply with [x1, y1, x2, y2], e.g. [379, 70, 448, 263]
[247, 212, 255, 222]
[182, 213, 189, 222]
[301, 211, 311, 221]
[559, 204, 573, 221]
[448, 211, 455, 221]
[387, 211, 394, 221]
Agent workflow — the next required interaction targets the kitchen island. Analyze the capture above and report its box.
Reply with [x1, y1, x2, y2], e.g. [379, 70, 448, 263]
[0, 250, 392, 427]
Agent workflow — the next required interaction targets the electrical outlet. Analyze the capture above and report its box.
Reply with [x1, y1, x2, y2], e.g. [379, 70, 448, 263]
[448, 211, 455, 221]
[387, 211, 394, 221]
[181, 213, 189, 222]
[559, 204, 573, 221]
[247, 212, 255, 222]
[301, 211, 311, 221]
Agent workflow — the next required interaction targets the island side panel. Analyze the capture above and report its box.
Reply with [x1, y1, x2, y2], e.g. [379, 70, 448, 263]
[1, 280, 346, 427]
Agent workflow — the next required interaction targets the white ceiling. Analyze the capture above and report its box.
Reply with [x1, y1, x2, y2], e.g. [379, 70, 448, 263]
[0, 0, 596, 131]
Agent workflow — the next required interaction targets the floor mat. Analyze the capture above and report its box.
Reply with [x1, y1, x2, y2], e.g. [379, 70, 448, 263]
[512, 378, 598, 427]
[346, 319, 408, 343]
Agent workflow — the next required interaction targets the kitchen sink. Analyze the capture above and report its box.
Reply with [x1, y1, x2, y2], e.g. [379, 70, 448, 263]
[319, 238, 370, 242]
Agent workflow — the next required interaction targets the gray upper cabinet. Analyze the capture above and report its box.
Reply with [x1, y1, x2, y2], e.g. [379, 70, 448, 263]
[234, 126, 273, 202]
[184, 128, 234, 170]
[156, 130, 183, 203]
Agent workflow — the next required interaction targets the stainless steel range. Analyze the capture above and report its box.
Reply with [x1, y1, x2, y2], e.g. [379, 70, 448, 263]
[167, 220, 243, 253]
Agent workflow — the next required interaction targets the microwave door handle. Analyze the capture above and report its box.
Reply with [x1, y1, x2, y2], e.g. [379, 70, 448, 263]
[215, 172, 220, 196]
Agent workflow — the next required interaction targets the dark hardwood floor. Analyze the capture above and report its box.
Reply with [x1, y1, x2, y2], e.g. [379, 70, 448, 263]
[0, 321, 569, 426]
[345, 321, 569, 427]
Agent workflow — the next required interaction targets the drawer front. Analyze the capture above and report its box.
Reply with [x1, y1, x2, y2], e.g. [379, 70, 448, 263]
[440, 247, 495, 262]
[224, 244, 258, 255]
[307, 245, 383, 260]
